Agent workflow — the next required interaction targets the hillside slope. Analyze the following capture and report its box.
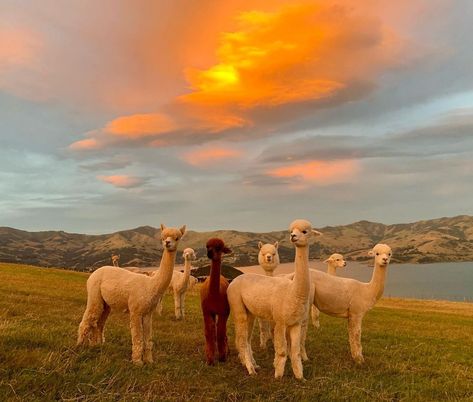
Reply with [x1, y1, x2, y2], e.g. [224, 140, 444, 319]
[1, 215, 473, 270]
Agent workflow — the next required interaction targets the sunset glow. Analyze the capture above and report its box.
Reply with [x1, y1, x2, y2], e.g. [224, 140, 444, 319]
[2, 0, 471, 234]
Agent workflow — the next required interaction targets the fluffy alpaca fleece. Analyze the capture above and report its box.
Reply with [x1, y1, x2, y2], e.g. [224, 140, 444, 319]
[309, 244, 392, 363]
[227, 220, 322, 379]
[76, 224, 186, 366]
[200, 238, 231, 365]
[256, 241, 279, 349]
[311, 253, 347, 329]
[156, 248, 197, 320]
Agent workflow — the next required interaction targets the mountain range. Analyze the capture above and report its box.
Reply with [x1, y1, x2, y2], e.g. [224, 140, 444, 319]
[1, 215, 472, 271]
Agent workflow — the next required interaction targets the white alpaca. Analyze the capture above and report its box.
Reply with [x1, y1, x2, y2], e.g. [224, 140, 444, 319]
[308, 244, 392, 363]
[227, 220, 322, 379]
[311, 253, 347, 329]
[77, 224, 186, 366]
[256, 241, 280, 349]
[156, 248, 197, 320]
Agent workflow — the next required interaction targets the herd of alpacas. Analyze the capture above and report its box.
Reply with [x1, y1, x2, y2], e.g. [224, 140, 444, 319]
[77, 220, 393, 380]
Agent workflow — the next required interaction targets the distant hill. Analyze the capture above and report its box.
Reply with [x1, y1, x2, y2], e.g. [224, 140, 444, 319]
[1, 215, 473, 271]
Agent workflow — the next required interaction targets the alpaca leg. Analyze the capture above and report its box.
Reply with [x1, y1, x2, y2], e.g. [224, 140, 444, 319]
[204, 313, 217, 365]
[96, 302, 111, 344]
[234, 311, 256, 374]
[273, 323, 288, 379]
[143, 314, 154, 364]
[300, 314, 309, 362]
[348, 315, 364, 364]
[77, 287, 104, 346]
[156, 296, 163, 316]
[130, 313, 144, 365]
[246, 314, 260, 369]
[259, 318, 272, 350]
[180, 293, 186, 319]
[174, 291, 182, 320]
[311, 305, 320, 330]
[216, 314, 229, 362]
[288, 324, 304, 380]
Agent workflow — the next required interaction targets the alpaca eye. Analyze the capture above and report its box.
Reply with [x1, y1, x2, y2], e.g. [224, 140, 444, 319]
[302, 230, 307, 234]
[376, 253, 379, 256]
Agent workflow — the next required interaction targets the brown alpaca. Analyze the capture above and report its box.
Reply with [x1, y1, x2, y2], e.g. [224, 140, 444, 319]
[200, 238, 231, 365]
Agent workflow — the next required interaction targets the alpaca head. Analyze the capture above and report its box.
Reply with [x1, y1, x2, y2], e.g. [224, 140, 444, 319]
[323, 253, 346, 269]
[206, 238, 231, 261]
[368, 244, 392, 267]
[289, 219, 322, 247]
[160, 224, 186, 252]
[258, 241, 280, 269]
[183, 247, 197, 261]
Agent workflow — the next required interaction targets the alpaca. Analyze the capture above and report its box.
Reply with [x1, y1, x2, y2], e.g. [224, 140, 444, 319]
[77, 224, 186, 366]
[227, 220, 322, 379]
[256, 241, 280, 349]
[156, 248, 197, 320]
[200, 238, 231, 365]
[309, 244, 392, 363]
[311, 253, 347, 329]
[111, 254, 120, 267]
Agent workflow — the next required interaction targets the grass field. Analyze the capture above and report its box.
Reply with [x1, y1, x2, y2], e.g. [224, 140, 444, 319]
[0, 263, 472, 401]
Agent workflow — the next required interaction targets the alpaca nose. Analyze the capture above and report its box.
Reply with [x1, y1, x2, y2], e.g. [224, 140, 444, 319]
[290, 233, 297, 240]
[165, 240, 171, 246]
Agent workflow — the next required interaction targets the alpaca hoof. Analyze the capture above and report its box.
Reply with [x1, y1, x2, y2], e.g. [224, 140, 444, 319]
[132, 360, 144, 367]
[206, 359, 215, 366]
[144, 355, 154, 364]
[353, 355, 365, 364]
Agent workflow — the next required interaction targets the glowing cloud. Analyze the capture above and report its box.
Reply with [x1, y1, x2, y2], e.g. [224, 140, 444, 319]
[69, 1, 417, 151]
[105, 113, 176, 138]
[69, 138, 99, 151]
[183, 146, 242, 166]
[97, 175, 144, 189]
[267, 159, 359, 185]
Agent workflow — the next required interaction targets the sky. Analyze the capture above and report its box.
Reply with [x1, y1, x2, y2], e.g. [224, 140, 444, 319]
[1, 0, 473, 234]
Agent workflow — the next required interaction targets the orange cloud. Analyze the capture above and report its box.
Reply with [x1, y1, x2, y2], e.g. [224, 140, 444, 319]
[70, 1, 418, 151]
[183, 146, 242, 166]
[268, 159, 359, 185]
[69, 138, 99, 151]
[97, 175, 144, 188]
[0, 27, 40, 68]
[105, 113, 176, 138]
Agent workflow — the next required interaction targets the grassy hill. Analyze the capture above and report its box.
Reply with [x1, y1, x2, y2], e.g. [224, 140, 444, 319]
[1, 215, 473, 271]
[0, 263, 472, 401]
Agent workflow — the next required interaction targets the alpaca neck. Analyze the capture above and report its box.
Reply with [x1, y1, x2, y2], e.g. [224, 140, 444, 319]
[368, 263, 387, 301]
[291, 245, 310, 301]
[261, 262, 277, 277]
[209, 258, 222, 295]
[180, 258, 192, 289]
[327, 264, 337, 276]
[152, 249, 177, 295]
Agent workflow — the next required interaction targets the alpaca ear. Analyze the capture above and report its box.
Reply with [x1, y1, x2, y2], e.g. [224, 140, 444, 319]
[274, 241, 279, 249]
[323, 258, 330, 263]
[223, 246, 232, 254]
[160, 223, 166, 231]
[258, 241, 263, 250]
[368, 250, 374, 257]
[179, 225, 186, 236]
[312, 229, 323, 236]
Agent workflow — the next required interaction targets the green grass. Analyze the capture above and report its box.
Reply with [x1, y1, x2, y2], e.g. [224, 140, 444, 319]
[0, 263, 472, 401]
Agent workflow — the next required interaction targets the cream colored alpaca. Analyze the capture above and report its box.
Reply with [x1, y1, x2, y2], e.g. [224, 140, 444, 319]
[311, 253, 347, 329]
[256, 241, 279, 349]
[227, 220, 322, 379]
[309, 244, 392, 363]
[156, 248, 197, 320]
[77, 224, 186, 366]
[111, 254, 120, 267]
